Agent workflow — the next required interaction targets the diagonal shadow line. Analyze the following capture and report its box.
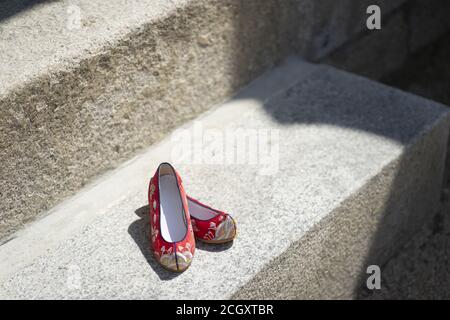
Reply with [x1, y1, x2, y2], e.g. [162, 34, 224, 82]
[0, 0, 51, 22]
[228, 1, 450, 298]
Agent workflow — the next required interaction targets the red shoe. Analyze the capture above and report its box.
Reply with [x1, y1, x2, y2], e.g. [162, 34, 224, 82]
[187, 196, 237, 244]
[149, 163, 195, 272]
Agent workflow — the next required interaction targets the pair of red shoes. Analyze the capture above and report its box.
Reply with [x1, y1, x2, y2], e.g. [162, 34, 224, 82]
[148, 163, 237, 272]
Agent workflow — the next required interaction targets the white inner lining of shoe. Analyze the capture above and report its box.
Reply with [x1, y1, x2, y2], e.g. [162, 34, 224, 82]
[159, 174, 186, 243]
[187, 198, 218, 221]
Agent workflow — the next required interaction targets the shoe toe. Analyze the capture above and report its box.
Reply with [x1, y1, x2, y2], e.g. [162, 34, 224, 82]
[158, 252, 179, 272]
[175, 250, 193, 272]
[213, 214, 237, 242]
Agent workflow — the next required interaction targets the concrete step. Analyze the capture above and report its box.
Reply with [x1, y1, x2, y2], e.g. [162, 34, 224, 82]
[0, 0, 410, 240]
[0, 58, 448, 299]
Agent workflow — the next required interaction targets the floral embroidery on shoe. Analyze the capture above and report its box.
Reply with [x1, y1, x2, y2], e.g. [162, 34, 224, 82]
[176, 248, 193, 270]
[149, 163, 196, 272]
[151, 225, 159, 243]
[213, 215, 236, 241]
[149, 182, 156, 199]
[187, 196, 237, 243]
[191, 219, 200, 233]
[159, 246, 178, 270]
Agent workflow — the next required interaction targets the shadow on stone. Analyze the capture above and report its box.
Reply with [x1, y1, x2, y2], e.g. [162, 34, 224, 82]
[0, 0, 48, 22]
[129, 203, 235, 277]
[128, 205, 180, 281]
[195, 240, 234, 252]
[228, 24, 449, 297]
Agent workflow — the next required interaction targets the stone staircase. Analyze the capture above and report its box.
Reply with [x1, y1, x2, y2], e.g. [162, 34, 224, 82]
[0, 58, 448, 299]
[1, 0, 450, 299]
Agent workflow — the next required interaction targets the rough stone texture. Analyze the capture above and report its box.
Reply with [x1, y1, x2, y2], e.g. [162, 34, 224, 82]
[0, 0, 297, 239]
[295, 0, 407, 59]
[324, 0, 450, 80]
[323, 11, 409, 80]
[354, 32, 450, 300]
[0, 59, 448, 299]
[381, 32, 450, 192]
[0, 0, 409, 240]
[233, 117, 449, 299]
[359, 199, 450, 300]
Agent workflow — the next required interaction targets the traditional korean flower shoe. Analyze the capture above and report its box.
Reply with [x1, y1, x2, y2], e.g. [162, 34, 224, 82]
[187, 196, 237, 244]
[149, 163, 195, 272]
